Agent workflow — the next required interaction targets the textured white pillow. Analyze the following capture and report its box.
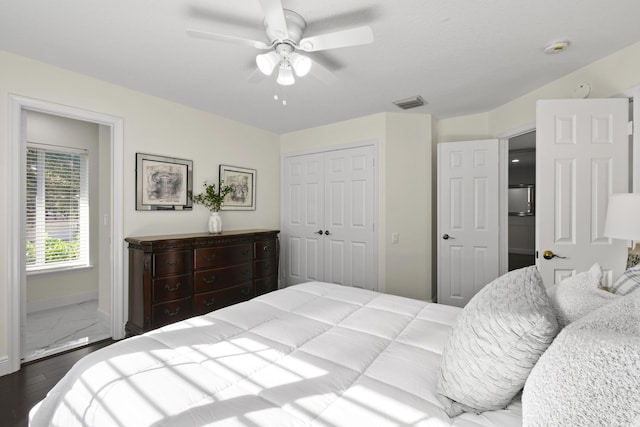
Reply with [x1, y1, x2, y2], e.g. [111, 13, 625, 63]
[523, 292, 640, 426]
[611, 264, 640, 295]
[547, 263, 619, 328]
[436, 266, 558, 417]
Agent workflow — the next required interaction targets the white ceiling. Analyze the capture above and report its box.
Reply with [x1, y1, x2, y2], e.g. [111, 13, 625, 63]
[2, 0, 640, 134]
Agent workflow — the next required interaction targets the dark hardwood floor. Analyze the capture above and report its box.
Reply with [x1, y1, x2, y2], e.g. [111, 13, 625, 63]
[0, 339, 115, 427]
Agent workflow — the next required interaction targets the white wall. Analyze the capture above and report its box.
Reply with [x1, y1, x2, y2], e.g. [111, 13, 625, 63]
[0, 50, 280, 363]
[281, 112, 434, 301]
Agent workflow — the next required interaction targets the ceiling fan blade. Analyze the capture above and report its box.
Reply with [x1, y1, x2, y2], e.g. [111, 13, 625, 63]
[298, 26, 374, 52]
[186, 29, 271, 50]
[258, 0, 288, 40]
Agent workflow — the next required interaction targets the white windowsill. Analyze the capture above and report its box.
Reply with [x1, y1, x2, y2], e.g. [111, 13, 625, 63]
[26, 264, 94, 277]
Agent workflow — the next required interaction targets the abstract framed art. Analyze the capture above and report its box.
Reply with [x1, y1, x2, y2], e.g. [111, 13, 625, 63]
[219, 164, 256, 211]
[136, 153, 193, 210]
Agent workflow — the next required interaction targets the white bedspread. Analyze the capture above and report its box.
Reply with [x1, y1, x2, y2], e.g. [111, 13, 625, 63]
[30, 282, 522, 426]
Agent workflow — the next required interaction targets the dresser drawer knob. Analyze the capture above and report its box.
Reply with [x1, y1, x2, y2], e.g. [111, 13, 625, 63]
[202, 298, 216, 307]
[263, 245, 270, 252]
[241, 249, 249, 256]
[164, 282, 181, 292]
[165, 260, 181, 267]
[164, 307, 181, 317]
[206, 254, 216, 262]
[203, 275, 216, 285]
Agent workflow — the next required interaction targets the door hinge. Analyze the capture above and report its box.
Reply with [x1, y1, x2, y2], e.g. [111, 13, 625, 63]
[629, 121, 634, 136]
[535, 250, 538, 259]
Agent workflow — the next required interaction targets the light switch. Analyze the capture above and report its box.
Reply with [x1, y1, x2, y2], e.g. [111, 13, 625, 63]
[391, 232, 399, 244]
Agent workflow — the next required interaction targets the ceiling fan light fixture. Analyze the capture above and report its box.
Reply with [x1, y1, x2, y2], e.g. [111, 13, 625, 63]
[256, 51, 280, 75]
[277, 64, 295, 86]
[290, 52, 312, 77]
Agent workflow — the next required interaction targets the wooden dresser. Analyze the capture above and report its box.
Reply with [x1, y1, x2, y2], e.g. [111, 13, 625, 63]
[125, 229, 279, 335]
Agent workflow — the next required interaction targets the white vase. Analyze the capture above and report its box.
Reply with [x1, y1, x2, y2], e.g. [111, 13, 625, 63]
[208, 211, 223, 234]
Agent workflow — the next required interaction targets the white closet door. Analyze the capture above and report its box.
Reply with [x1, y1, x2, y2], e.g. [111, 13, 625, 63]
[282, 152, 325, 285]
[282, 145, 377, 290]
[323, 146, 376, 289]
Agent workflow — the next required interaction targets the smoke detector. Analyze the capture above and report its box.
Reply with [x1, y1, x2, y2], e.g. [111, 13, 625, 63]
[544, 40, 569, 54]
[393, 95, 426, 110]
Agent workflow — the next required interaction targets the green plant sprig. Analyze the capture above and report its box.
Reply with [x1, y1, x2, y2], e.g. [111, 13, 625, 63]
[189, 180, 233, 212]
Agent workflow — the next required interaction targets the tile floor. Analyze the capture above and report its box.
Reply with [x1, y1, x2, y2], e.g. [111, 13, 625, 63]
[23, 300, 111, 363]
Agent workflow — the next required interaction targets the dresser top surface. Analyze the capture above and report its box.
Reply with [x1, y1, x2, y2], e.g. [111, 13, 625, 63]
[125, 229, 279, 244]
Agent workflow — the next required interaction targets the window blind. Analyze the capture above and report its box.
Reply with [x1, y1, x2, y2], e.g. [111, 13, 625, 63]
[26, 143, 90, 272]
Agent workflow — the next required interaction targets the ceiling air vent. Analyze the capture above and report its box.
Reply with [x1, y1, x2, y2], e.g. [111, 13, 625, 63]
[393, 95, 426, 110]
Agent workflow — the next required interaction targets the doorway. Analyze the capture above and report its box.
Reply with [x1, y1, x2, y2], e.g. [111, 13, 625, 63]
[507, 131, 536, 271]
[6, 95, 125, 375]
[22, 111, 110, 362]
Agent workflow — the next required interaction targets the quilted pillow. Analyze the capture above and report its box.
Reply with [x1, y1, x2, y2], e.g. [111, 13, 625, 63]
[611, 264, 640, 295]
[436, 266, 558, 417]
[547, 263, 619, 328]
[523, 292, 640, 426]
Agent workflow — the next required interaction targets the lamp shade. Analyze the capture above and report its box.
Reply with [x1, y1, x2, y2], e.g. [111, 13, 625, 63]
[603, 193, 640, 240]
[256, 51, 280, 76]
[276, 64, 295, 86]
[290, 52, 312, 77]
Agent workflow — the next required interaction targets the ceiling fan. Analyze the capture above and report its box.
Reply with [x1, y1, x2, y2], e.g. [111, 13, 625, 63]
[186, 0, 374, 86]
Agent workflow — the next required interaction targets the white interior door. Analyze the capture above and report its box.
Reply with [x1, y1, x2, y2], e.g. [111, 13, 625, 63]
[437, 139, 501, 307]
[282, 145, 377, 290]
[536, 99, 629, 287]
[282, 152, 325, 285]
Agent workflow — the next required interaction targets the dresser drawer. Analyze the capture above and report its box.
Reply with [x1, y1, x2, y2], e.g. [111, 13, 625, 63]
[193, 281, 253, 316]
[254, 257, 278, 279]
[194, 243, 252, 270]
[194, 263, 253, 293]
[152, 297, 192, 327]
[254, 239, 277, 260]
[152, 274, 192, 303]
[153, 250, 192, 277]
[255, 276, 278, 296]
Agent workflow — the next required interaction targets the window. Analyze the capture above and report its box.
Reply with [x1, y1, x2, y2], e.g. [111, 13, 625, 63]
[26, 143, 90, 272]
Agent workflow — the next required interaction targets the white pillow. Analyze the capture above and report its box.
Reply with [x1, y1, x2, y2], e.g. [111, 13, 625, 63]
[436, 266, 558, 417]
[611, 264, 640, 295]
[523, 292, 640, 426]
[547, 263, 619, 328]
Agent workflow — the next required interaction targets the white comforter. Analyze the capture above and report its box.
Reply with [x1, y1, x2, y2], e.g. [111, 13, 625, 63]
[30, 282, 522, 426]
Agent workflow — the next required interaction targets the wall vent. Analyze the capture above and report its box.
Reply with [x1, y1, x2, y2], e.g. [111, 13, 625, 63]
[393, 95, 426, 110]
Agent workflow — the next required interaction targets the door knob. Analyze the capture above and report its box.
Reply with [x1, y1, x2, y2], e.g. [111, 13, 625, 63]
[314, 230, 323, 235]
[542, 250, 567, 260]
[442, 234, 454, 240]
[324, 230, 331, 236]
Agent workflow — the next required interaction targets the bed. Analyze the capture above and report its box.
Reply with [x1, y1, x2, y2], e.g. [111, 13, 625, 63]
[29, 281, 523, 426]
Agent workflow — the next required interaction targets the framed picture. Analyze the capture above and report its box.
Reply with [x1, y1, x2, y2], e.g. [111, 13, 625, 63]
[219, 165, 256, 211]
[136, 153, 193, 210]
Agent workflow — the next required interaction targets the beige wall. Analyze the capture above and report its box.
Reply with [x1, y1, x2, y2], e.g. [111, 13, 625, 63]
[281, 112, 434, 300]
[0, 51, 280, 363]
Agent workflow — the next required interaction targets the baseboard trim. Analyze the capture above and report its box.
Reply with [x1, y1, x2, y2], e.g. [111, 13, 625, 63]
[0, 356, 9, 377]
[27, 290, 99, 314]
